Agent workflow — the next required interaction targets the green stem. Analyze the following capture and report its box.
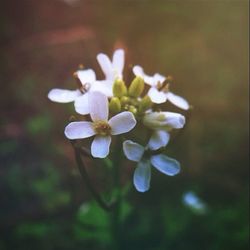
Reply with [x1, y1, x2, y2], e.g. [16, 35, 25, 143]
[71, 142, 115, 212]
[110, 136, 123, 249]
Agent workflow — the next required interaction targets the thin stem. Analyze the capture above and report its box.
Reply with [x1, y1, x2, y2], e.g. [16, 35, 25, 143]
[71, 141, 115, 212]
[110, 136, 123, 249]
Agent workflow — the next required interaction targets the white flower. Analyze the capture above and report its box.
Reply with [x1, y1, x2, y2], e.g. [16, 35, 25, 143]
[97, 49, 125, 81]
[133, 65, 189, 110]
[65, 92, 136, 158]
[142, 111, 185, 150]
[123, 140, 181, 192]
[48, 69, 113, 115]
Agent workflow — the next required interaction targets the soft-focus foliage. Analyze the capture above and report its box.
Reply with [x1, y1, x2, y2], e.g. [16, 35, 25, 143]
[0, 1, 248, 250]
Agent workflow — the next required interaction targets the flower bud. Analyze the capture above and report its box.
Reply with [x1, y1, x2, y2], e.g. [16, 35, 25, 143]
[120, 96, 130, 106]
[128, 76, 144, 98]
[109, 97, 121, 113]
[138, 95, 152, 113]
[128, 105, 137, 116]
[143, 111, 185, 131]
[113, 79, 127, 98]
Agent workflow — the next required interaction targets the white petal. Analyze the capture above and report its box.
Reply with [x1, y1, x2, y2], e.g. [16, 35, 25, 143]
[74, 93, 90, 115]
[112, 49, 124, 76]
[133, 65, 144, 78]
[148, 130, 170, 150]
[133, 66, 165, 87]
[89, 91, 109, 122]
[150, 154, 181, 176]
[144, 73, 166, 87]
[148, 87, 167, 104]
[64, 121, 95, 140]
[90, 80, 113, 97]
[48, 89, 80, 103]
[97, 53, 113, 80]
[91, 135, 111, 158]
[164, 112, 186, 129]
[154, 73, 166, 84]
[77, 69, 96, 84]
[143, 111, 186, 130]
[133, 160, 151, 192]
[109, 111, 136, 135]
[167, 92, 189, 110]
[123, 140, 145, 162]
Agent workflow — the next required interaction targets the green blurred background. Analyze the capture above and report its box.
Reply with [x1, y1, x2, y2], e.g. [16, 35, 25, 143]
[0, 0, 249, 249]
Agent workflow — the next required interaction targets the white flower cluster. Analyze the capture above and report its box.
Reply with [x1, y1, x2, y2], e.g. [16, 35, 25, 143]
[48, 49, 190, 192]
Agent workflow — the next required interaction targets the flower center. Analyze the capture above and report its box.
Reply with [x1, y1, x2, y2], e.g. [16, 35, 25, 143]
[73, 72, 91, 94]
[79, 83, 90, 94]
[157, 82, 169, 93]
[93, 120, 111, 136]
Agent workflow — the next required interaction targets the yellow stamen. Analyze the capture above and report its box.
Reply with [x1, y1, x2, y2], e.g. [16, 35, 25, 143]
[93, 120, 111, 136]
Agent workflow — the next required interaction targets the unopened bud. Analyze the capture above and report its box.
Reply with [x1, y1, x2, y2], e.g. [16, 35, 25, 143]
[139, 95, 152, 113]
[113, 79, 127, 98]
[128, 76, 144, 98]
[128, 105, 137, 115]
[120, 96, 129, 106]
[109, 97, 121, 113]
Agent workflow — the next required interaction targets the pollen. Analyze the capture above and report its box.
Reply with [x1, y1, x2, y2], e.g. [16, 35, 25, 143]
[93, 120, 111, 136]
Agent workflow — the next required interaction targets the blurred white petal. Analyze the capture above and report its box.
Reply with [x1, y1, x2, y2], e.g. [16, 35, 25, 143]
[77, 69, 96, 84]
[97, 53, 113, 79]
[133, 65, 144, 78]
[167, 92, 190, 110]
[123, 140, 145, 162]
[133, 65, 165, 87]
[64, 121, 95, 139]
[183, 191, 207, 214]
[163, 112, 186, 129]
[89, 91, 109, 122]
[91, 135, 111, 158]
[109, 112, 136, 135]
[154, 73, 166, 85]
[91, 80, 113, 97]
[74, 93, 90, 115]
[48, 89, 80, 103]
[143, 111, 185, 130]
[148, 130, 170, 150]
[133, 160, 151, 192]
[112, 49, 125, 77]
[148, 87, 167, 104]
[150, 154, 181, 176]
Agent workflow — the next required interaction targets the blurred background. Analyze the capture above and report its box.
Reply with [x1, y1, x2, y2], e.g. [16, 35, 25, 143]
[0, 0, 249, 249]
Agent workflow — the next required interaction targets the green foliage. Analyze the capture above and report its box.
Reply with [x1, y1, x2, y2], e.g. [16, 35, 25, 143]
[31, 165, 71, 211]
[25, 115, 52, 135]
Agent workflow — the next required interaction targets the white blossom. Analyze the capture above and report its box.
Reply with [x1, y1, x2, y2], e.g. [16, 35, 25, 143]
[97, 49, 125, 81]
[48, 69, 113, 115]
[133, 65, 189, 110]
[123, 140, 181, 192]
[65, 92, 136, 158]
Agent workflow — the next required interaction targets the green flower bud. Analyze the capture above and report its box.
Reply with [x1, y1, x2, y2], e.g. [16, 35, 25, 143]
[109, 97, 121, 113]
[138, 95, 153, 113]
[120, 96, 130, 106]
[128, 105, 137, 116]
[128, 76, 144, 98]
[113, 79, 127, 98]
